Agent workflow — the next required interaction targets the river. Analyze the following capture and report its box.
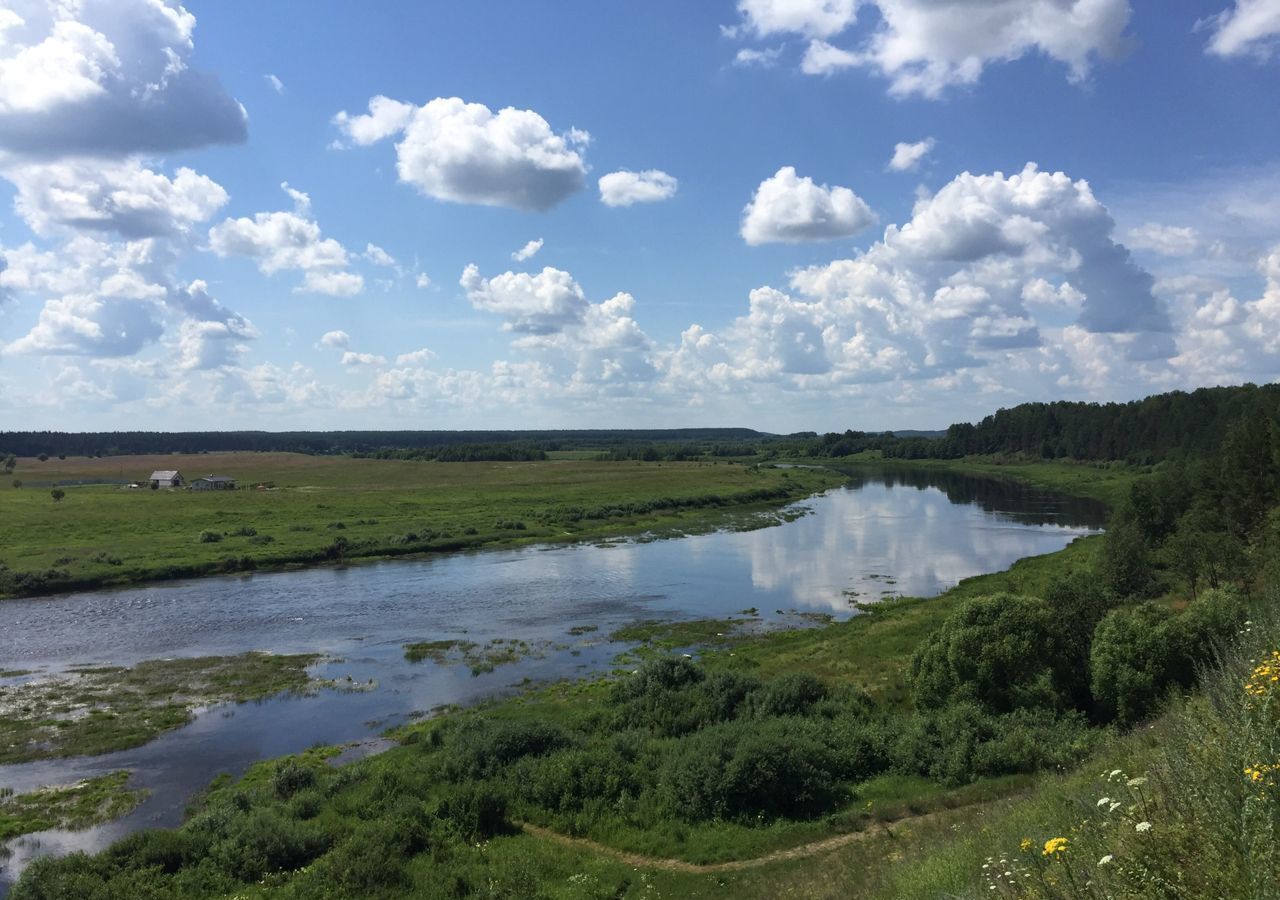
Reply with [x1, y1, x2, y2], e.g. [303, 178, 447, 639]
[0, 468, 1105, 889]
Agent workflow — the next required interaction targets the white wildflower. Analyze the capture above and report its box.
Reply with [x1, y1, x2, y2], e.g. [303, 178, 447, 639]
[1097, 797, 1111, 807]
[1099, 855, 1114, 866]
[1126, 776, 1148, 787]
[1136, 821, 1152, 832]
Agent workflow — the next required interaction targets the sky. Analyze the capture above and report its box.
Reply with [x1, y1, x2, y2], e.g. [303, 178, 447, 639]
[0, 0, 1278, 434]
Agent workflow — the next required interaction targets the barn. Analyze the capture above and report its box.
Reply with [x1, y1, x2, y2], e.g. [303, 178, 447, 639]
[149, 470, 184, 489]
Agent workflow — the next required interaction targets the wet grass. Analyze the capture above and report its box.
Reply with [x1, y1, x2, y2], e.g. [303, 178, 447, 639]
[0, 771, 148, 841]
[0, 652, 319, 763]
[0, 454, 841, 599]
[610, 617, 758, 664]
[403, 637, 566, 676]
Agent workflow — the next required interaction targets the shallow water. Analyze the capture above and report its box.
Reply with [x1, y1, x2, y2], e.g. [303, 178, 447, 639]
[0, 468, 1104, 889]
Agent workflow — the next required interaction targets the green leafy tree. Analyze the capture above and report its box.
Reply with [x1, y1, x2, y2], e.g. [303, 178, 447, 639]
[1044, 572, 1115, 712]
[1099, 517, 1157, 599]
[911, 593, 1068, 714]
[50, 489, 65, 502]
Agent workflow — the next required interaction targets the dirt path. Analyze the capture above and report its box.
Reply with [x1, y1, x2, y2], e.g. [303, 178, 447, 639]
[517, 810, 946, 874]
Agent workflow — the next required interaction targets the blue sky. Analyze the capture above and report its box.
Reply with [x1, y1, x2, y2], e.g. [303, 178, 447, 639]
[1, 0, 1278, 433]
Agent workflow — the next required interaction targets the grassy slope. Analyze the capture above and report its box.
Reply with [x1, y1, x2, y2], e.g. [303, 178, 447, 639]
[0, 454, 840, 598]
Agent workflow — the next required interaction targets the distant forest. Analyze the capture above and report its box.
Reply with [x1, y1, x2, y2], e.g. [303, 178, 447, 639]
[2, 382, 1277, 464]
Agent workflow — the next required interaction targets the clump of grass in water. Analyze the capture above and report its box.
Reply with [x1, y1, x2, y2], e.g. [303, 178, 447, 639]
[0, 771, 148, 840]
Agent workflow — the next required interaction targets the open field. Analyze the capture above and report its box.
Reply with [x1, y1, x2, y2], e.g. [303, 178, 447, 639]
[0, 454, 841, 599]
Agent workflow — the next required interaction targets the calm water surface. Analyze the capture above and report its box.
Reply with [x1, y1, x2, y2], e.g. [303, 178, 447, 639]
[0, 469, 1104, 889]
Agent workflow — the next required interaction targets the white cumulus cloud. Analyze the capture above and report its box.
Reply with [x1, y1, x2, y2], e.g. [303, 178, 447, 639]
[735, 0, 1132, 98]
[319, 330, 350, 349]
[888, 138, 935, 172]
[1205, 0, 1280, 57]
[512, 238, 543, 262]
[208, 186, 363, 296]
[598, 169, 679, 207]
[5, 157, 228, 238]
[741, 166, 876, 245]
[460, 264, 589, 335]
[333, 95, 589, 212]
[1126, 223, 1202, 257]
[0, 0, 247, 159]
[734, 0, 859, 38]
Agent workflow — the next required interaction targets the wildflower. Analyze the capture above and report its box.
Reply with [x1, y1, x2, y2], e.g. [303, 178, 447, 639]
[1043, 837, 1069, 857]
[1097, 797, 1111, 807]
[1109, 769, 1123, 778]
[1135, 821, 1152, 833]
[1109, 801, 1122, 812]
[1099, 855, 1114, 866]
[1020, 838, 1033, 852]
[1126, 776, 1148, 788]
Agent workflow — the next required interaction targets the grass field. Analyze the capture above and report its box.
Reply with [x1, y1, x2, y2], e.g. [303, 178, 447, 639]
[0, 454, 841, 599]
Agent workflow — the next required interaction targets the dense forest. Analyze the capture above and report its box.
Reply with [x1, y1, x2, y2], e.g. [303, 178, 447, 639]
[795, 382, 1280, 463]
[5, 383, 1275, 466]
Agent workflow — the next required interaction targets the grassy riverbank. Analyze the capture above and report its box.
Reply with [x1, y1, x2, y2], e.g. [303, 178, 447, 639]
[0, 454, 841, 599]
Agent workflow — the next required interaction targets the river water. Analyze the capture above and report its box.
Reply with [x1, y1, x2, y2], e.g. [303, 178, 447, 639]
[0, 468, 1105, 889]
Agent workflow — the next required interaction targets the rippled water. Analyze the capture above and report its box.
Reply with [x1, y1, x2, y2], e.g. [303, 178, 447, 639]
[0, 468, 1105, 889]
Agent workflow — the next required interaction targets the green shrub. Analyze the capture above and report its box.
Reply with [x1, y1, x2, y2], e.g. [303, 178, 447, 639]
[891, 703, 1093, 785]
[662, 717, 847, 822]
[434, 782, 508, 840]
[1089, 587, 1244, 727]
[513, 745, 640, 813]
[272, 758, 317, 799]
[441, 719, 571, 780]
[197, 530, 223, 544]
[749, 671, 828, 717]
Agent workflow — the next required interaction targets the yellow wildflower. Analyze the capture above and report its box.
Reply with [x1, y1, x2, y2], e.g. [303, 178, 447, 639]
[1020, 838, 1033, 852]
[1043, 837, 1069, 857]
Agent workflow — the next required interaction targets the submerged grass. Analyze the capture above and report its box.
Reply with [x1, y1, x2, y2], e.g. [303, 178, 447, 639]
[0, 652, 319, 763]
[403, 637, 565, 675]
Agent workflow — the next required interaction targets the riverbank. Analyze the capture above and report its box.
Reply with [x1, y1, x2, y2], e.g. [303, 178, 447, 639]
[0, 455, 842, 600]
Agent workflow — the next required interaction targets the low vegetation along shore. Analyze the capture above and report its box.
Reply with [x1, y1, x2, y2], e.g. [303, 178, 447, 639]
[0, 455, 840, 599]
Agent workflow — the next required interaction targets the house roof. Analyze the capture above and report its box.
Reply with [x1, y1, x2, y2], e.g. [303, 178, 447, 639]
[193, 475, 235, 483]
[149, 470, 181, 480]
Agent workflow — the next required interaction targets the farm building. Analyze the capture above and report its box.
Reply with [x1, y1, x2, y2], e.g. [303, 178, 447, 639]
[149, 470, 183, 488]
[191, 475, 236, 491]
